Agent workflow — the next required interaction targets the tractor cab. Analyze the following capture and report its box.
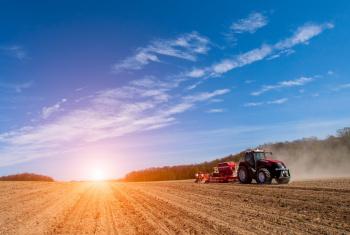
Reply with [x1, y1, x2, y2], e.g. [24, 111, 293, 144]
[245, 150, 272, 169]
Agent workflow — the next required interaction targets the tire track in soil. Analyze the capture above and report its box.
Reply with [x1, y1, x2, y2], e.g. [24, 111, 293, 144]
[92, 183, 118, 234]
[49, 183, 100, 234]
[1, 179, 349, 234]
[198, 183, 348, 233]
[126, 183, 278, 234]
[114, 183, 223, 234]
[108, 183, 168, 234]
[0, 182, 86, 234]
[128, 183, 255, 235]
[129, 182, 349, 234]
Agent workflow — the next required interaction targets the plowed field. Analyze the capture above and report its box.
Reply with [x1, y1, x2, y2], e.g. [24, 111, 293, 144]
[0, 178, 349, 234]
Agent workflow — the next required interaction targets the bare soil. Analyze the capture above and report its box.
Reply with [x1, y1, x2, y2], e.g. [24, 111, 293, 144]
[0, 178, 349, 234]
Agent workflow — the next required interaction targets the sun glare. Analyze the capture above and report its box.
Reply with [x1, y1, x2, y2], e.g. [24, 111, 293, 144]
[92, 169, 105, 181]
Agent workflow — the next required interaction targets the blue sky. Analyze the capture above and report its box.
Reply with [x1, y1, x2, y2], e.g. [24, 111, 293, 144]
[1, 1, 349, 181]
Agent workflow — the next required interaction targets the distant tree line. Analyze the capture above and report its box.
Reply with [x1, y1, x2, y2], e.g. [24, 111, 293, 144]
[124, 127, 350, 182]
[0, 172, 54, 182]
[124, 151, 245, 182]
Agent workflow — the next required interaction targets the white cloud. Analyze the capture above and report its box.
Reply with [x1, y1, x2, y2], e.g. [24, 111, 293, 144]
[267, 98, 288, 104]
[185, 81, 203, 91]
[130, 76, 178, 89]
[42, 99, 67, 119]
[245, 80, 255, 84]
[210, 99, 223, 103]
[266, 49, 295, 60]
[332, 83, 350, 91]
[0, 81, 32, 93]
[230, 12, 268, 34]
[75, 86, 88, 91]
[213, 59, 238, 74]
[0, 79, 229, 167]
[266, 54, 280, 60]
[252, 77, 314, 96]
[244, 98, 288, 107]
[213, 44, 273, 74]
[244, 102, 264, 107]
[112, 32, 211, 72]
[206, 109, 228, 113]
[206, 22, 333, 77]
[328, 70, 334, 75]
[0, 45, 28, 60]
[183, 89, 230, 102]
[187, 69, 206, 78]
[274, 23, 334, 50]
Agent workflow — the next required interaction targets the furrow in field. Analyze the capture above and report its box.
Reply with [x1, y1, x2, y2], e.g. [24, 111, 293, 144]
[128, 181, 349, 234]
[115, 183, 226, 235]
[49, 183, 100, 234]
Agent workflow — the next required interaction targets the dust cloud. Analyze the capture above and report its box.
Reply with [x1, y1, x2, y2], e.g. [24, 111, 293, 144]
[267, 145, 350, 181]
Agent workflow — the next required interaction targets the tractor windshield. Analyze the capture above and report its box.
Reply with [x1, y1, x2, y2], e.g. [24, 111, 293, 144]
[254, 152, 266, 160]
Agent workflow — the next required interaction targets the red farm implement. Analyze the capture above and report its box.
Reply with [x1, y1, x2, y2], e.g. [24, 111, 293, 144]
[195, 162, 238, 183]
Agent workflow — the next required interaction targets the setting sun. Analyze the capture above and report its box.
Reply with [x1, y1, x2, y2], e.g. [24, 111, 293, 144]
[92, 169, 105, 181]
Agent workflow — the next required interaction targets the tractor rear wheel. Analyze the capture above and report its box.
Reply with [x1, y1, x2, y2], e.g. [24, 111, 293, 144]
[238, 166, 252, 184]
[256, 168, 271, 184]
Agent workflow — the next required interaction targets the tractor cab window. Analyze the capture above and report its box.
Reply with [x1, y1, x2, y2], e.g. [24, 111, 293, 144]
[254, 152, 266, 161]
[246, 153, 254, 167]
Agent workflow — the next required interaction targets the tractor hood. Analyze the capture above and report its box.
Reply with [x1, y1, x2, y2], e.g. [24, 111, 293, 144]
[260, 159, 284, 164]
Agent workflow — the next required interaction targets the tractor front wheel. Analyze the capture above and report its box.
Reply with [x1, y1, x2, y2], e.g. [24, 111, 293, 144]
[256, 168, 272, 184]
[238, 166, 252, 184]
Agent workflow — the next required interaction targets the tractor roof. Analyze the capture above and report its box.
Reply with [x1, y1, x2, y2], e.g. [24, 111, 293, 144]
[245, 149, 265, 153]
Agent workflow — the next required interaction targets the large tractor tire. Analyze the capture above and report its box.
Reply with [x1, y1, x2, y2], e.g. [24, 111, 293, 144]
[256, 168, 272, 184]
[238, 166, 252, 184]
[276, 177, 290, 184]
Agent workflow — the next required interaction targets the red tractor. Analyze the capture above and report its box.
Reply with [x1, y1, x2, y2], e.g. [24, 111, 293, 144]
[238, 149, 290, 184]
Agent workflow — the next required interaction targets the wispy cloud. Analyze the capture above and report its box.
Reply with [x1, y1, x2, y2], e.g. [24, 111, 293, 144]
[130, 76, 178, 89]
[244, 102, 264, 107]
[332, 83, 350, 91]
[206, 109, 228, 113]
[0, 78, 229, 167]
[191, 22, 333, 80]
[266, 49, 295, 60]
[251, 77, 314, 96]
[274, 23, 334, 50]
[186, 69, 206, 78]
[75, 86, 88, 91]
[183, 89, 230, 102]
[225, 12, 268, 42]
[0, 81, 32, 93]
[212, 44, 273, 74]
[267, 98, 288, 104]
[244, 98, 288, 107]
[0, 45, 28, 60]
[42, 99, 67, 119]
[230, 12, 269, 34]
[328, 70, 334, 75]
[112, 32, 211, 72]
